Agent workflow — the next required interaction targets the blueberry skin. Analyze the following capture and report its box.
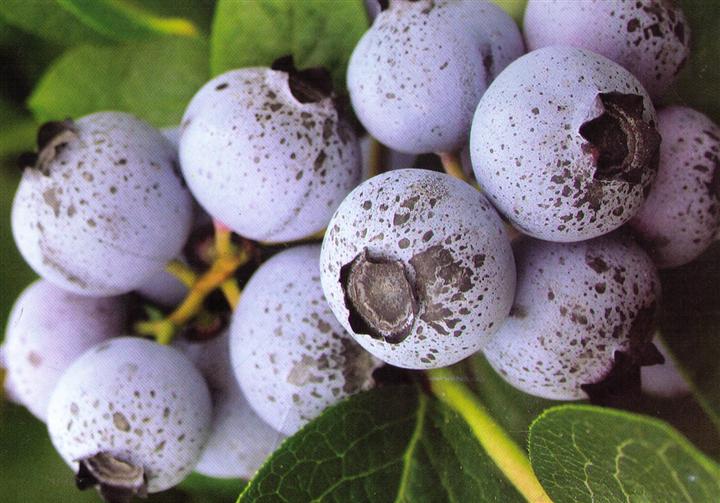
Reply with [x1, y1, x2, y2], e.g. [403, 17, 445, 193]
[348, 0, 524, 154]
[320, 169, 515, 369]
[230, 245, 380, 435]
[179, 68, 361, 243]
[1, 279, 125, 421]
[471, 46, 658, 243]
[12, 112, 193, 296]
[176, 332, 285, 479]
[631, 106, 720, 269]
[483, 234, 661, 401]
[47, 337, 212, 493]
[524, 0, 689, 99]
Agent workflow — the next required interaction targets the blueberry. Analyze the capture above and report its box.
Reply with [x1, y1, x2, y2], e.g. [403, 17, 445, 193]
[640, 338, 690, 398]
[347, 0, 524, 154]
[471, 46, 661, 242]
[12, 112, 194, 296]
[483, 233, 662, 401]
[230, 245, 380, 435]
[631, 106, 720, 268]
[179, 64, 361, 242]
[524, 0, 690, 99]
[320, 169, 515, 369]
[47, 337, 212, 496]
[176, 332, 285, 479]
[1, 279, 125, 421]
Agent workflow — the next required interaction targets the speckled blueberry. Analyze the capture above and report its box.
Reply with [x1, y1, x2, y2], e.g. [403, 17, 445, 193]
[1, 279, 125, 422]
[179, 62, 361, 243]
[12, 112, 194, 296]
[630, 106, 720, 269]
[320, 169, 515, 369]
[483, 233, 662, 401]
[176, 332, 284, 479]
[347, 0, 524, 154]
[471, 46, 660, 242]
[230, 245, 381, 436]
[524, 0, 690, 99]
[47, 337, 212, 496]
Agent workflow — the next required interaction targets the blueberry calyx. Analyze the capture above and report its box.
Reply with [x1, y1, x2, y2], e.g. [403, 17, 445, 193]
[579, 92, 661, 185]
[271, 55, 333, 104]
[76, 452, 147, 503]
[341, 248, 417, 344]
[18, 119, 78, 175]
[581, 301, 664, 404]
[581, 343, 664, 405]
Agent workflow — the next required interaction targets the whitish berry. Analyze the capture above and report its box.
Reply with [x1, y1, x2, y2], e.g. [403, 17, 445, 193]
[483, 234, 662, 401]
[177, 333, 284, 479]
[320, 169, 515, 369]
[524, 0, 690, 99]
[1, 279, 125, 421]
[471, 46, 660, 242]
[230, 245, 380, 435]
[47, 337, 212, 497]
[12, 112, 194, 296]
[179, 61, 361, 242]
[641, 338, 690, 398]
[631, 106, 720, 269]
[348, 0, 524, 154]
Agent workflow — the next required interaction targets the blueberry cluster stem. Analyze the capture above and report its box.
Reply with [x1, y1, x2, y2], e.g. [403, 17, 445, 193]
[438, 151, 482, 192]
[367, 138, 383, 179]
[438, 151, 465, 180]
[135, 221, 248, 344]
[428, 367, 552, 503]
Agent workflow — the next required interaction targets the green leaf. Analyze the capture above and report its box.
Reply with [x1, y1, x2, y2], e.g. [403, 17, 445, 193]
[239, 385, 523, 502]
[55, 0, 200, 42]
[672, 0, 720, 124]
[178, 472, 247, 502]
[529, 405, 720, 503]
[658, 242, 720, 432]
[210, 0, 368, 91]
[0, 0, 110, 46]
[465, 354, 565, 447]
[28, 37, 209, 128]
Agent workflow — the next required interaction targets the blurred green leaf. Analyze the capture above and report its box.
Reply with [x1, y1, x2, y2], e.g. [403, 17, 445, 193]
[529, 405, 720, 503]
[28, 37, 209, 127]
[55, 0, 201, 42]
[210, 0, 368, 91]
[239, 385, 522, 503]
[0, 0, 111, 46]
[0, 402, 98, 503]
[141, 0, 218, 35]
[180, 472, 247, 501]
[672, 0, 720, 123]
[0, 103, 36, 336]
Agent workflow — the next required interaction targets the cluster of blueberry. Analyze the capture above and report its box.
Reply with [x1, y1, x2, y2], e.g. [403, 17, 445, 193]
[1, 0, 718, 500]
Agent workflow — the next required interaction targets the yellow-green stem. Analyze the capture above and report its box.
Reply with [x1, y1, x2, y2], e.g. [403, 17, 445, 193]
[367, 137, 383, 179]
[164, 260, 197, 288]
[135, 223, 250, 344]
[438, 151, 466, 181]
[428, 367, 552, 503]
[220, 279, 241, 308]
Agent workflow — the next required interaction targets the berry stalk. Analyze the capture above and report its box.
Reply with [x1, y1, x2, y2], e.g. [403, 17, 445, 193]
[428, 367, 552, 503]
[135, 221, 249, 344]
[438, 151, 465, 181]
